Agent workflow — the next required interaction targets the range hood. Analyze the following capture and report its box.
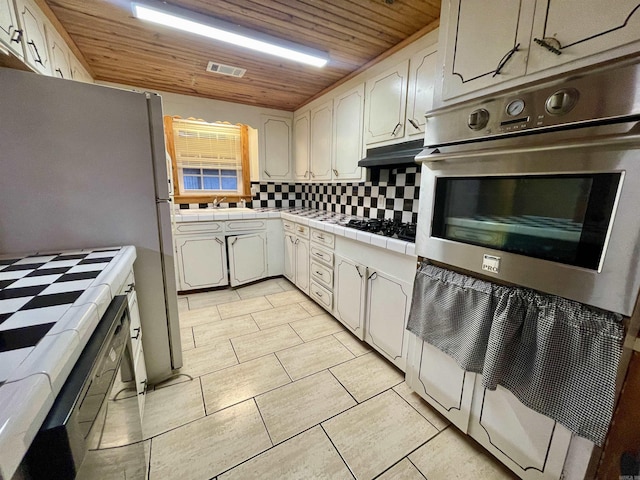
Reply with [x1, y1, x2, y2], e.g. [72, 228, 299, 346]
[358, 139, 424, 168]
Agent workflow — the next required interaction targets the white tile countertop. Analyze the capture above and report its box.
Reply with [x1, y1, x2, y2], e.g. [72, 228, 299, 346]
[0, 246, 136, 480]
[173, 207, 417, 257]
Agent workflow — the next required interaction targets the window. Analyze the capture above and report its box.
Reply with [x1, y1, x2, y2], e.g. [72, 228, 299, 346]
[164, 116, 251, 203]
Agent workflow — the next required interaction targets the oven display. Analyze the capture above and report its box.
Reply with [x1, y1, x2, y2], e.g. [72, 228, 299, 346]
[432, 173, 622, 270]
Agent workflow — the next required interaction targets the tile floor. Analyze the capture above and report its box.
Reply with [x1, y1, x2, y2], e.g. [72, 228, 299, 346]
[89, 277, 517, 480]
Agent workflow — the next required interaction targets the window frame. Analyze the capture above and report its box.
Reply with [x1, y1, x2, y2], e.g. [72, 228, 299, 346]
[164, 116, 252, 204]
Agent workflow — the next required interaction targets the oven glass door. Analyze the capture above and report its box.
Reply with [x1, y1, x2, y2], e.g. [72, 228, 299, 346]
[432, 173, 622, 269]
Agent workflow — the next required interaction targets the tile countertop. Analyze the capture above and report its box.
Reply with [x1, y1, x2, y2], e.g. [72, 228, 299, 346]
[173, 207, 417, 257]
[0, 246, 136, 480]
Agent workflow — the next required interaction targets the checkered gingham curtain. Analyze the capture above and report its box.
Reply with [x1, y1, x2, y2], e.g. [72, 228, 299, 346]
[407, 262, 624, 446]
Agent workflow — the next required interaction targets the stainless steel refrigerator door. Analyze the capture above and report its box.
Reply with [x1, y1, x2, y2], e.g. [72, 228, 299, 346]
[0, 67, 174, 381]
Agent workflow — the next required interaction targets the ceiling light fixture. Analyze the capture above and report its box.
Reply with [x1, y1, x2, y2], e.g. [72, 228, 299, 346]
[131, 2, 329, 68]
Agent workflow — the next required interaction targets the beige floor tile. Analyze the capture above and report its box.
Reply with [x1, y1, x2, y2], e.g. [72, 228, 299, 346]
[275, 277, 297, 291]
[192, 314, 259, 346]
[231, 324, 303, 362]
[181, 327, 195, 351]
[149, 399, 271, 480]
[409, 427, 517, 480]
[376, 458, 425, 480]
[219, 426, 354, 480]
[299, 300, 325, 316]
[251, 303, 310, 330]
[99, 395, 144, 448]
[187, 289, 240, 309]
[177, 296, 189, 313]
[290, 313, 346, 341]
[176, 338, 238, 378]
[333, 331, 372, 356]
[78, 440, 150, 480]
[393, 382, 450, 431]
[236, 278, 285, 299]
[276, 335, 355, 381]
[330, 352, 403, 402]
[265, 289, 309, 307]
[201, 354, 291, 414]
[256, 370, 356, 444]
[322, 390, 438, 480]
[142, 379, 205, 439]
[217, 296, 273, 319]
[178, 306, 221, 328]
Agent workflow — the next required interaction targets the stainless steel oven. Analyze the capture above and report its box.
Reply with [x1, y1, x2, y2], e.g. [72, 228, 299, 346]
[416, 57, 640, 316]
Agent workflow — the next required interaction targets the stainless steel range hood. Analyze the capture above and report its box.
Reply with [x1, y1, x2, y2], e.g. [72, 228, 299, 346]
[358, 139, 424, 168]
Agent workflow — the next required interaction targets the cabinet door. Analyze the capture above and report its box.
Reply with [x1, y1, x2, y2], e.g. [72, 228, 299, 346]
[46, 25, 71, 79]
[332, 84, 364, 181]
[364, 60, 409, 145]
[527, 0, 640, 75]
[294, 237, 310, 294]
[293, 110, 310, 181]
[333, 255, 366, 340]
[406, 46, 438, 138]
[228, 232, 268, 287]
[364, 269, 411, 371]
[15, 0, 51, 75]
[260, 115, 291, 181]
[441, 0, 534, 100]
[467, 379, 572, 480]
[0, 0, 24, 59]
[310, 100, 333, 181]
[70, 55, 93, 83]
[283, 233, 296, 283]
[406, 336, 476, 432]
[175, 234, 228, 290]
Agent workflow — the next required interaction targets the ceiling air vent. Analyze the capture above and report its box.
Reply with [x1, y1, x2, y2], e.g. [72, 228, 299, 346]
[206, 61, 246, 78]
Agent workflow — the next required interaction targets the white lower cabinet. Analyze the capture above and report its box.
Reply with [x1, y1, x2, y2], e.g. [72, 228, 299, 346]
[282, 222, 310, 294]
[294, 237, 310, 294]
[227, 232, 267, 287]
[406, 333, 574, 480]
[175, 234, 228, 290]
[364, 270, 412, 371]
[333, 255, 366, 340]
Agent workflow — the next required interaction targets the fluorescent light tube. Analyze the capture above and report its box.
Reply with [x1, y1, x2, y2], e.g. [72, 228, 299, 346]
[132, 2, 328, 68]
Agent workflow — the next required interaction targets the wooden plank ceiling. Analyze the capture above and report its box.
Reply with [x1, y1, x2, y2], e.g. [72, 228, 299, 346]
[43, 0, 440, 111]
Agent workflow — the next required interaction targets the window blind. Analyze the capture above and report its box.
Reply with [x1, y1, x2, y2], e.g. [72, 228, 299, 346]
[172, 119, 242, 170]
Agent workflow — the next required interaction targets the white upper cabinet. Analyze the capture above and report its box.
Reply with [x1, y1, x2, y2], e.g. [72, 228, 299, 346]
[364, 60, 409, 145]
[332, 84, 365, 181]
[260, 115, 292, 182]
[527, 0, 640, 74]
[0, 0, 24, 59]
[293, 110, 310, 181]
[70, 53, 92, 83]
[46, 24, 71, 79]
[15, 0, 51, 75]
[406, 46, 438, 137]
[441, 0, 534, 101]
[309, 100, 333, 181]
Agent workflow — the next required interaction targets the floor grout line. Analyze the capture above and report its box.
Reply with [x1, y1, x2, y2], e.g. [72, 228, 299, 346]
[252, 398, 275, 447]
[273, 352, 294, 382]
[199, 376, 207, 416]
[328, 368, 359, 404]
[406, 456, 428, 480]
[319, 423, 356, 479]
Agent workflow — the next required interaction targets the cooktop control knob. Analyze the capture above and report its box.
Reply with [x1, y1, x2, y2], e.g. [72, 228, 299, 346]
[468, 108, 490, 130]
[545, 88, 579, 115]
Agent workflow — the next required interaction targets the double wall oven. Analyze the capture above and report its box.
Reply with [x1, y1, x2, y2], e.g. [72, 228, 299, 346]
[416, 57, 640, 316]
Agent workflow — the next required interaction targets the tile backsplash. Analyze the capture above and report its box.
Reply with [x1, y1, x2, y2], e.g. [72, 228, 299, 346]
[179, 166, 421, 223]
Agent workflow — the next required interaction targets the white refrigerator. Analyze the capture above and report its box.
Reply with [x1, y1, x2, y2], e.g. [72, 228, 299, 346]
[0, 67, 182, 382]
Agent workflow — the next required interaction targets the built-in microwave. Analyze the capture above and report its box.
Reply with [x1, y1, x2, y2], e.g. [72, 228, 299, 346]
[415, 58, 640, 316]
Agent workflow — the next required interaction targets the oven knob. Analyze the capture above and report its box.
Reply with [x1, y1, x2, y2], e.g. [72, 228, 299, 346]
[545, 88, 579, 115]
[468, 108, 490, 130]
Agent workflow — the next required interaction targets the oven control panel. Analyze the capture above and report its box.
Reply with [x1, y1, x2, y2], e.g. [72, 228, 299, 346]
[424, 57, 640, 147]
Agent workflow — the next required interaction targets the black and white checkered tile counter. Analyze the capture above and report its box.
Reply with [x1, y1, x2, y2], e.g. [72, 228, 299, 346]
[0, 245, 136, 480]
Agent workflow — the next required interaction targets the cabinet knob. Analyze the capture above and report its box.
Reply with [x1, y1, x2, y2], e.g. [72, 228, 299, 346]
[468, 109, 490, 131]
[534, 37, 562, 55]
[545, 88, 579, 116]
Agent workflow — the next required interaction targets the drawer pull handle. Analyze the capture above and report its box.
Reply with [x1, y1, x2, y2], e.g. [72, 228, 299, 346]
[132, 327, 141, 340]
[264, 170, 271, 178]
[355, 265, 363, 278]
[333, 169, 339, 177]
[408, 118, 419, 129]
[368, 271, 377, 280]
[215, 237, 224, 245]
[295, 238, 300, 245]
[139, 379, 148, 395]
[493, 43, 520, 77]
[10, 29, 23, 44]
[28, 40, 43, 65]
[125, 282, 135, 294]
[315, 271, 322, 275]
[391, 122, 401, 136]
[231, 238, 238, 245]
[315, 291, 323, 297]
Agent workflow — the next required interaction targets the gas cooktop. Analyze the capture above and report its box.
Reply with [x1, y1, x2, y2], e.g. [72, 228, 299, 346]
[346, 218, 416, 242]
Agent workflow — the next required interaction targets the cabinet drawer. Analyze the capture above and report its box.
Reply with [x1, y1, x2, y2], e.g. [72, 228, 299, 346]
[118, 270, 135, 296]
[294, 223, 310, 239]
[134, 345, 147, 420]
[283, 220, 295, 233]
[174, 222, 222, 235]
[128, 291, 143, 362]
[310, 245, 333, 266]
[311, 229, 335, 249]
[226, 220, 266, 232]
[310, 281, 333, 312]
[311, 261, 333, 290]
